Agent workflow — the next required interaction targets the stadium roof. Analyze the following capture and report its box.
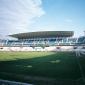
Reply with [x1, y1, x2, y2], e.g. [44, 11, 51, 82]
[10, 31, 74, 39]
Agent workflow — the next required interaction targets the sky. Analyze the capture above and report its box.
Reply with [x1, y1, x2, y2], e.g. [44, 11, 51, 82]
[0, 0, 85, 38]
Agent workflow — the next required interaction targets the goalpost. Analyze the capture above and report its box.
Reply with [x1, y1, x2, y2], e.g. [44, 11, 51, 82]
[75, 46, 85, 57]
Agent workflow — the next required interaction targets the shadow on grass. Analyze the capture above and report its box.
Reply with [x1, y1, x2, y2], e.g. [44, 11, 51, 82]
[0, 52, 83, 84]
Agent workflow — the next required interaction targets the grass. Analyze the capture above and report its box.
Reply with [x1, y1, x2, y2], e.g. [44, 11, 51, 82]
[0, 51, 85, 85]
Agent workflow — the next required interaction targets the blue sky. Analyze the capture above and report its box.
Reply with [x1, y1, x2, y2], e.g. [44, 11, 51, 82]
[0, 0, 85, 38]
[32, 0, 85, 37]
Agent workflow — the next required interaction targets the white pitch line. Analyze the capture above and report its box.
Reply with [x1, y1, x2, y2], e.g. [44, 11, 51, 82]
[75, 53, 85, 82]
[0, 79, 32, 85]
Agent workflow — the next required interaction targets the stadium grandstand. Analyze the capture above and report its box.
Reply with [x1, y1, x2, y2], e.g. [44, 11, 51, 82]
[0, 31, 76, 46]
[77, 36, 85, 45]
[0, 31, 85, 51]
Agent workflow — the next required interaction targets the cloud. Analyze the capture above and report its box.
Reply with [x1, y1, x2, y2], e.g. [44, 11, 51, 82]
[0, 0, 45, 35]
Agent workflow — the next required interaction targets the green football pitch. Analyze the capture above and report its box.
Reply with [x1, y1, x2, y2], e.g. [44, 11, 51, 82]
[0, 51, 85, 85]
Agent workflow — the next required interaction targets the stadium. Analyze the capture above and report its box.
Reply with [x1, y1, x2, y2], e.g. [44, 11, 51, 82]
[0, 31, 85, 85]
